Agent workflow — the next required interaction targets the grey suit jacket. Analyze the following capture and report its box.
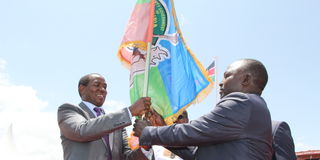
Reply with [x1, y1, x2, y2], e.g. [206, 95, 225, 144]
[272, 121, 296, 160]
[57, 102, 148, 160]
[140, 92, 273, 160]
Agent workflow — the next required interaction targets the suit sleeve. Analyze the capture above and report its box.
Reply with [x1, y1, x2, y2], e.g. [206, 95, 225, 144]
[167, 146, 196, 160]
[140, 93, 252, 146]
[57, 103, 132, 142]
[272, 121, 297, 160]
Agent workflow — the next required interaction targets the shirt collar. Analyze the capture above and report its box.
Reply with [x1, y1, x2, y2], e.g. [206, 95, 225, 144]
[82, 101, 104, 117]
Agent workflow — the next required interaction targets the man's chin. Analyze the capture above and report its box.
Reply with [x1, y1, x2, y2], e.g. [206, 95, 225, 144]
[95, 100, 105, 107]
[219, 93, 224, 98]
[96, 98, 105, 106]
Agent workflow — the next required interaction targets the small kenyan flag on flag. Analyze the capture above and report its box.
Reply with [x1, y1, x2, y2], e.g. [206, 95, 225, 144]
[206, 60, 215, 83]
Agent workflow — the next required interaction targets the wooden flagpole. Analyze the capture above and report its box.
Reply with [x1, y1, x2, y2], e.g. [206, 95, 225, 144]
[143, 0, 155, 97]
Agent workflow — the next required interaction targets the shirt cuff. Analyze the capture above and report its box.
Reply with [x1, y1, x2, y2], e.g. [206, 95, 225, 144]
[141, 147, 153, 160]
[127, 107, 133, 119]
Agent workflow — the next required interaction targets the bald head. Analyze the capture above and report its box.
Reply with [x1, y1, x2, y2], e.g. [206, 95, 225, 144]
[220, 59, 268, 97]
[238, 59, 268, 91]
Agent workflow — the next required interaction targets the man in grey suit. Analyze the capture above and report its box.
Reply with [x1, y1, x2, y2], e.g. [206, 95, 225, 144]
[272, 121, 297, 160]
[133, 59, 273, 159]
[57, 73, 152, 160]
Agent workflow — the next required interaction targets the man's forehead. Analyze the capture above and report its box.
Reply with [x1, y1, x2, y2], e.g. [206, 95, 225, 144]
[226, 61, 246, 72]
[89, 75, 106, 82]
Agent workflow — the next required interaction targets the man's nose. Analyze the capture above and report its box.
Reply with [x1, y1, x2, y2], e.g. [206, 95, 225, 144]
[99, 87, 107, 93]
[219, 81, 223, 87]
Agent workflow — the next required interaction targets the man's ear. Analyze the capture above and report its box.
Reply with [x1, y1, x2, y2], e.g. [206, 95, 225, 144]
[79, 85, 86, 98]
[241, 73, 251, 86]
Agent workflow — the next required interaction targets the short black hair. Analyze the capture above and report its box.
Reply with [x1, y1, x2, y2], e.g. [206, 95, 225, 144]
[78, 73, 102, 97]
[242, 59, 268, 91]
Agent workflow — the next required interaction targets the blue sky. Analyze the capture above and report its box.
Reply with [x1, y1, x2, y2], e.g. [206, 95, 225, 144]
[0, 0, 319, 159]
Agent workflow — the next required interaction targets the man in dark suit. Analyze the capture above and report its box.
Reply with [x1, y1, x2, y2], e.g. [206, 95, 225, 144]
[57, 73, 152, 160]
[133, 59, 273, 159]
[272, 121, 297, 160]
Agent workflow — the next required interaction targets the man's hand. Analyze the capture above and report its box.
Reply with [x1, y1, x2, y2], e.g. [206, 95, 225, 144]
[146, 109, 166, 126]
[129, 97, 151, 117]
[133, 119, 150, 138]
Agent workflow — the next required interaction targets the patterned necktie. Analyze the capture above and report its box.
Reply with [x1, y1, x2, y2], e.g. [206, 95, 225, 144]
[94, 107, 112, 160]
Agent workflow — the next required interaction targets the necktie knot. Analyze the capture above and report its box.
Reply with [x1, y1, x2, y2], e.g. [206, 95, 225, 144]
[94, 107, 105, 116]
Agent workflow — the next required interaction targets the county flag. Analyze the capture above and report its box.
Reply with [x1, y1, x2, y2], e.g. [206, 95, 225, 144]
[118, 0, 213, 124]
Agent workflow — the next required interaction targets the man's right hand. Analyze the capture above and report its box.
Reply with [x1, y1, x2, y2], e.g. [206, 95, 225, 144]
[146, 109, 166, 126]
[129, 97, 151, 117]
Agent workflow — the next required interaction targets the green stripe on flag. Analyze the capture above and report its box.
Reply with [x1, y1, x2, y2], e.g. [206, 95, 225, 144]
[136, 0, 151, 4]
[130, 67, 172, 117]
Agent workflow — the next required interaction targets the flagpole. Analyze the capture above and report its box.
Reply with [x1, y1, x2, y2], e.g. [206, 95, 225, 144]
[142, 0, 155, 97]
[215, 56, 219, 103]
[143, 42, 152, 97]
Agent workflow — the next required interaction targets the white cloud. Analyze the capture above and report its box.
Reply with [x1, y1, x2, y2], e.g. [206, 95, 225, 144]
[0, 59, 47, 112]
[0, 85, 48, 112]
[0, 58, 61, 160]
[0, 59, 9, 85]
[0, 112, 61, 160]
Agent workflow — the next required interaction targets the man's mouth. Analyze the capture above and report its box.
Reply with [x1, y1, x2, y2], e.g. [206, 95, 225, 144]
[97, 94, 105, 99]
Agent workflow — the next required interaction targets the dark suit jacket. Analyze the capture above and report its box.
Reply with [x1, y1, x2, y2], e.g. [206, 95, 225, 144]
[57, 102, 148, 160]
[140, 92, 273, 160]
[272, 121, 297, 160]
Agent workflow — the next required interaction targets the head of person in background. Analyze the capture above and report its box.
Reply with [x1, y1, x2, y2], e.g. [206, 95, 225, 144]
[174, 110, 189, 124]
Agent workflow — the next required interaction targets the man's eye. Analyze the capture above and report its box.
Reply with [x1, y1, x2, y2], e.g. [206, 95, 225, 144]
[224, 74, 231, 78]
[93, 83, 99, 87]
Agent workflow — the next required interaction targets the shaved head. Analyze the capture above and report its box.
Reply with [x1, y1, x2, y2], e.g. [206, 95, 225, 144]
[239, 59, 268, 91]
[220, 59, 268, 97]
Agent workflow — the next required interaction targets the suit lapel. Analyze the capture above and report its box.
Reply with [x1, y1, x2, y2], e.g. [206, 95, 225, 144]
[79, 102, 95, 119]
[79, 102, 113, 154]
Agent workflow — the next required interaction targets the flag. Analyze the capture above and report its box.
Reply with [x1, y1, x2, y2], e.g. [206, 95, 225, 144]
[118, 0, 213, 124]
[206, 60, 215, 83]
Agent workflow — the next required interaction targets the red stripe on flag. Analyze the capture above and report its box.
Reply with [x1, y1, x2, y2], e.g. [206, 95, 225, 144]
[208, 68, 215, 76]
